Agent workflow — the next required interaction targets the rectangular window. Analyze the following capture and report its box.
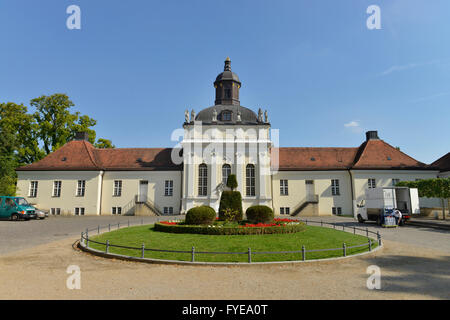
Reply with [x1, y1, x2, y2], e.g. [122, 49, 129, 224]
[29, 181, 38, 197]
[164, 207, 174, 215]
[112, 207, 122, 215]
[198, 164, 208, 196]
[53, 181, 62, 197]
[246, 165, 256, 197]
[392, 179, 400, 186]
[76, 180, 86, 197]
[164, 180, 174, 196]
[280, 180, 289, 195]
[331, 179, 340, 196]
[51, 208, 61, 215]
[74, 207, 85, 216]
[113, 180, 122, 197]
[280, 207, 290, 215]
[368, 178, 376, 189]
[332, 207, 342, 215]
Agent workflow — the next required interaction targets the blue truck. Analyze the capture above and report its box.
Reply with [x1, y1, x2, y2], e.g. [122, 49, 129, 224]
[0, 196, 37, 221]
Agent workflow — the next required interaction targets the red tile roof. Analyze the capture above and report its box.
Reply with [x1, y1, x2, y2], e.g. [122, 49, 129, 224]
[351, 139, 428, 170]
[273, 139, 432, 171]
[16, 140, 182, 171]
[431, 152, 450, 172]
[272, 147, 359, 171]
[17, 137, 433, 172]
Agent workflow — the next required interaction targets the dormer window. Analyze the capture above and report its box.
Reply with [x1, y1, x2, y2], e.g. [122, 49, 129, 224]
[222, 111, 232, 121]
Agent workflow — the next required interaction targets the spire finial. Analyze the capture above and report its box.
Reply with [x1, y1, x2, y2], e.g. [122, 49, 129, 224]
[224, 57, 231, 71]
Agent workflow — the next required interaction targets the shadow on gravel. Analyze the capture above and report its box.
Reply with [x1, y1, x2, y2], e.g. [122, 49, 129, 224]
[328, 220, 450, 235]
[366, 254, 450, 299]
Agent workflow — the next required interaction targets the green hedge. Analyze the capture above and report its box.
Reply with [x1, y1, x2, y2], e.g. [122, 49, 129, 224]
[246, 205, 274, 223]
[154, 221, 306, 235]
[218, 191, 243, 221]
[185, 206, 216, 225]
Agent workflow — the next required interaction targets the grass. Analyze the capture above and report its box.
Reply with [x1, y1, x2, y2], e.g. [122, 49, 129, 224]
[88, 225, 377, 263]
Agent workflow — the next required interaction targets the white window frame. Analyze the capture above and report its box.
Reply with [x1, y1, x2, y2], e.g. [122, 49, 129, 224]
[76, 180, 86, 197]
[331, 179, 340, 196]
[29, 181, 38, 198]
[113, 180, 122, 197]
[74, 207, 85, 216]
[222, 164, 231, 185]
[164, 180, 174, 196]
[280, 179, 288, 196]
[198, 164, 208, 196]
[112, 207, 122, 215]
[246, 164, 256, 197]
[53, 181, 62, 197]
[164, 207, 174, 215]
[368, 178, 376, 189]
[51, 208, 61, 215]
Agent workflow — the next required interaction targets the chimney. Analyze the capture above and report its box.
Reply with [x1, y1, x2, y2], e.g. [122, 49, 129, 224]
[74, 132, 89, 141]
[365, 131, 379, 141]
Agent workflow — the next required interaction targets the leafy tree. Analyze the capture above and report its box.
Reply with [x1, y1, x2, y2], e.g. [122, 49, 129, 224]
[0, 94, 114, 195]
[0, 102, 45, 195]
[226, 174, 238, 191]
[0, 102, 44, 164]
[94, 138, 115, 149]
[31, 94, 100, 154]
[397, 178, 450, 220]
[0, 129, 19, 196]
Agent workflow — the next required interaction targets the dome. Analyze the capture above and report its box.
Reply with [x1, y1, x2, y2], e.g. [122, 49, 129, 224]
[195, 104, 260, 125]
[214, 56, 241, 84]
[215, 70, 240, 83]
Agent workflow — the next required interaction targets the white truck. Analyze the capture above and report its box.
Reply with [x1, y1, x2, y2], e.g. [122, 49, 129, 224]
[355, 187, 420, 226]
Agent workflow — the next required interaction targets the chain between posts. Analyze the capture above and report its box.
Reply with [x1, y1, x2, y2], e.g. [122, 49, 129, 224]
[80, 219, 381, 263]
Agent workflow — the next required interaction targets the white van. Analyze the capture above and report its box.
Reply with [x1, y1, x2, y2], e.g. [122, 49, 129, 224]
[355, 187, 420, 225]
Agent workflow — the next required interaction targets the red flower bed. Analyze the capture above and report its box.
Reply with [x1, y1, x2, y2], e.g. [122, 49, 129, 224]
[240, 223, 282, 228]
[160, 221, 179, 225]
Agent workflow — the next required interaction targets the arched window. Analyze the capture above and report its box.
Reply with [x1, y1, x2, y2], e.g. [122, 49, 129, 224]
[198, 164, 208, 196]
[222, 164, 231, 185]
[246, 164, 255, 196]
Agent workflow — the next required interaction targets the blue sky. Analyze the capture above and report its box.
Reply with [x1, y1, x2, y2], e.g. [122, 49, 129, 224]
[1, 0, 449, 164]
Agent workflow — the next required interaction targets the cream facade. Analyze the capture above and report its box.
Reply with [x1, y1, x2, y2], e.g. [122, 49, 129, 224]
[17, 170, 102, 215]
[181, 123, 272, 213]
[15, 58, 444, 217]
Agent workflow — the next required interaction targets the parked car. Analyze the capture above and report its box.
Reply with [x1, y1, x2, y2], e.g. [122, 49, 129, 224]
[34, 209, 48, 220]
[0, 196, 37, 221]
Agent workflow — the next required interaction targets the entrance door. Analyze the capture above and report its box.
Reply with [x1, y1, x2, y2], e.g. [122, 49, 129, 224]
[305, 180, 315, 201]
[139, 181, 148, 202]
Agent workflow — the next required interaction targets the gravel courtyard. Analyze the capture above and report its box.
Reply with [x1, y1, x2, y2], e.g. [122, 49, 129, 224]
[0, 216, 449, 300]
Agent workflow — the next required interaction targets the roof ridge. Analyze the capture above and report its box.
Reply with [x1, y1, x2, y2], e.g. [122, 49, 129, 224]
[82, 140, 101, 169]
[380, 140, 424, 165]
[431, 152, 450, 166]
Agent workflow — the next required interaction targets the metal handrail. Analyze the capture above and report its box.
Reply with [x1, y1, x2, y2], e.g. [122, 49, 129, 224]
[79, 218, 382, 263]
